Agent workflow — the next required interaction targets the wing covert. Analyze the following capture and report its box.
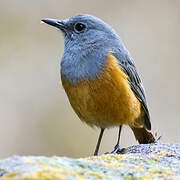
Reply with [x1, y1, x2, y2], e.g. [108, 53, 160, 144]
[112, 52, 151, 130]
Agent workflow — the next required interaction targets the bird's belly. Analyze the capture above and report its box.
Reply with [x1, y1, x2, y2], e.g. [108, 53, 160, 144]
[61, 53, 142, 128]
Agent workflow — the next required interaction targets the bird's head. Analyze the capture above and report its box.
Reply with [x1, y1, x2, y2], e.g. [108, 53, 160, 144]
[42, 14, 120, 49]
[42, 14, 129, 83]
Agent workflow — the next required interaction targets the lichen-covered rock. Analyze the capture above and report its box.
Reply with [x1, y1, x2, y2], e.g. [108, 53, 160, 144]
[0, 143, 180, 180]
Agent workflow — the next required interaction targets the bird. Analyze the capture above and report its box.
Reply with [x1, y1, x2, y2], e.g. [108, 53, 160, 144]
[42, 14, 155, 156]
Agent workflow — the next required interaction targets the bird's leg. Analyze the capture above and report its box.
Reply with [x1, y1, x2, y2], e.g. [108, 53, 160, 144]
[94, 128, 105, 156]
[111, 125, 122, 154]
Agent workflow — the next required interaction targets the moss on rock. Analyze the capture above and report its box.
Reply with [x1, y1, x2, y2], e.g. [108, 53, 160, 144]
[0, 143, 180, 179]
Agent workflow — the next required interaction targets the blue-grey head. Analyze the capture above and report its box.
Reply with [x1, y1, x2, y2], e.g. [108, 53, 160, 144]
[42, 14, 130, 83]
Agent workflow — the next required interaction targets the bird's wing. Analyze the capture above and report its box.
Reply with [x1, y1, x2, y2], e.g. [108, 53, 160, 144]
[112, 52, 151, 130]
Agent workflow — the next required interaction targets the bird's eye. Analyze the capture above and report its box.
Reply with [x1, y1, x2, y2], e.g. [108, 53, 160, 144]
[74, 23, 86, 32]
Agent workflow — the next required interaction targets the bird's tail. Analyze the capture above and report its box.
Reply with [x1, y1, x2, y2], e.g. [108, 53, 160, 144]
[131, 127, 155, 144]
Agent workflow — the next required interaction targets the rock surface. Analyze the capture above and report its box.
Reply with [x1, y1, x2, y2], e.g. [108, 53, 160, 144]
[0, 143, 180, 180]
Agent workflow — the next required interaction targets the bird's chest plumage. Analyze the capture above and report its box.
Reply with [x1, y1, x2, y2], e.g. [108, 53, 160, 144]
[61, 53, 141, 128]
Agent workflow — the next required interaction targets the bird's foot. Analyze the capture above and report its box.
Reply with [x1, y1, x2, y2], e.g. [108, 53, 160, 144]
[111, 144, 119, 153]
[105, 145, 126, 154]
[111, 144, 121, 154]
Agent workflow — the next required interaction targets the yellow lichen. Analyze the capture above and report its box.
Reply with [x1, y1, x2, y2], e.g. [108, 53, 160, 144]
[131, 165, 143, 172]
[27, 169, 86, 180]
[148, 166, 173, 177]
[0, 171, 17, 179]
[156, 150, 168, 156]
[124, 174, 151, 180]
[77, 167, 106, 179]
[0, 168, 87, 180]
[87, 153, 127, 162]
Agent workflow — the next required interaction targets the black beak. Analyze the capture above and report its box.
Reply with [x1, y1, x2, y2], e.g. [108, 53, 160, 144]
[41, 18, 66, 30]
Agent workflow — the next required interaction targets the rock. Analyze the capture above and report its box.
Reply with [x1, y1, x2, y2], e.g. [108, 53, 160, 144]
[0, 143, 180, 179]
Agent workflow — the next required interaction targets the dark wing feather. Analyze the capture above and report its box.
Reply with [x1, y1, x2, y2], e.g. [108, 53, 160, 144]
[113, 52, 151, 130]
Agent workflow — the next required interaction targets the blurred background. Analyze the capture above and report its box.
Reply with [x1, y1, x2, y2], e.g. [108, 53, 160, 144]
[0, 0, 180, 158]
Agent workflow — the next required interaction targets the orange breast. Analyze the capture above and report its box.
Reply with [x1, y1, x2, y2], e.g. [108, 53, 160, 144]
[61, 52, 142, 128]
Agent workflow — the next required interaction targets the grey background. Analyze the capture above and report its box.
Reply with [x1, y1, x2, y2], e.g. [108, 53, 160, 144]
[0, 0, 180, 158]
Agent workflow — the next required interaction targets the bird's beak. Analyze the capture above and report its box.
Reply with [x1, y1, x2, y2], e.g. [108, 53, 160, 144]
[41, 18, 66, 30]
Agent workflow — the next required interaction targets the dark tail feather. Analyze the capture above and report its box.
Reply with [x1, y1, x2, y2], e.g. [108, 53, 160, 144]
[131, 127, 155, 144]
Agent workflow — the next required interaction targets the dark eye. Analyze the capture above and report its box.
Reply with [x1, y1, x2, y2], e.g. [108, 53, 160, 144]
[74, 23, 86, 32]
